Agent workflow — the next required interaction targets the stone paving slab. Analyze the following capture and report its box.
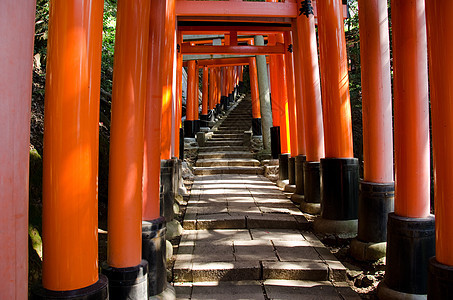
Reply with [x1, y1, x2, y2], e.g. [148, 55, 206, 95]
[191, 261, 261, 282]
[233, 240, 277, 262]
[262, 261, 329, 281]
[263, 280, 360, 300]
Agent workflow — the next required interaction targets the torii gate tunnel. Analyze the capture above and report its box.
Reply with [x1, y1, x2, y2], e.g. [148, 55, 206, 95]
[1, 0, 452, 299]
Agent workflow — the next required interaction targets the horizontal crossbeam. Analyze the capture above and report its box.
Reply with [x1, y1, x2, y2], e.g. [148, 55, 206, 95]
[183, 57, 251, 67]
[176, 0, 298, 18]
[181, 43, 285, 55]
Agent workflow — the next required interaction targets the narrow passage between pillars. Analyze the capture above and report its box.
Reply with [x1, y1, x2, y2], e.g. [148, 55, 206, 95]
[254, 35, 273, 151]
[315, 0, 359, 237]
[378, 0, 434, 298]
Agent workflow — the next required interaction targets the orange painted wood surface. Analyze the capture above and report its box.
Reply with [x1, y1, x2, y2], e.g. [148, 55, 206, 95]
[108, 0, 151, 268]
[42, 0, 103, 290]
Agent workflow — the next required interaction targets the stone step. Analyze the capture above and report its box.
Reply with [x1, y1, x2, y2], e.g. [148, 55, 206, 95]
[198, 152, 254, 159]
[211, 133, 243, 139]
[183, 213, 309, 231]
[219, 125, 250, 129]
[193, 166, 264, 175]
[217, 128, 250, 132]
[174, 280, 360, 300]
[173, 229, 346, 283]
[222, 118, 252, 122]
[204, 140, 243, 147]
[210, 137, 243, 141]
[196, 158, 260, 167]
[199, 146, 247, 152]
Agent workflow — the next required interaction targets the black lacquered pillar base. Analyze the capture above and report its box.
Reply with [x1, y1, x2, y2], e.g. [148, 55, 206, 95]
[270, 126, 281, 159]
[221, 96, 228, 111]
[279, 153, 290, 181]
[351, 181, 394, 261]
[252, 118, 262, 136]
[160, 159, 175, 222]
[215, 103, 221, 115]
[291, 155, 306, 204]
[142, 218, 167, 297]
[428, 257, 453, 299]
[287, 157, 296, 186]
[200, 114, 209, 128]
[32, 276, 109, 300]
[193, 120, 200, 135]
[101, 261, 148, 300]
[377, 213, 435, 298]
[179, 128, 184, 160]
[183, 120, 194, 138]
[314, 158, 359, 237]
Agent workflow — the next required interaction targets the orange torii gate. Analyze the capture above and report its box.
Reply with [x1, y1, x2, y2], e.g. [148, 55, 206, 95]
[3, 0, 453, 299]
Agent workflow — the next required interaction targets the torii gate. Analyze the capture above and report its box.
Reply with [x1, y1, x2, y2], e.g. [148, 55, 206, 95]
[2, 0, 452, 299]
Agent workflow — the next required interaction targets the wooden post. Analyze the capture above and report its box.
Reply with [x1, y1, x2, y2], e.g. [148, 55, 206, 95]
[0, 0, 36, 298]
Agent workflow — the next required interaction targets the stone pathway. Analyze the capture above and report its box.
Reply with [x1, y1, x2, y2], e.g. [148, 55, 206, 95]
[173, 97, 359, 299]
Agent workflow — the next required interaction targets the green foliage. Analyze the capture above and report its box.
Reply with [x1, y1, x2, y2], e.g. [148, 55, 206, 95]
[34, 0, 49, 63]
[101, 0, 117, 94]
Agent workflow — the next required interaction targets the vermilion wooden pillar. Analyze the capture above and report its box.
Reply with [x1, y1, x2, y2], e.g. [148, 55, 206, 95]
[160, 0, 176, 160]
[41, 0, 105, 294]
[276, 33, 290, 157]
[209, 68, 215, 112]
[288, 26, 308, 204]
[200, 66, 209, 127]
[316, 0, 359, 236]
[350, 0, 394, 262]
[268, 34, 282, 160]
[142, 1, 170, 296]
[216, 67, 222, 112]
[249, 57, 262, 136]
[143, 0, 164, 223]
[193, 62, 200, 134]
[0, 1, 35, 299]
[228, 66, 234, 103]
[378, 0, 434, 297]
[294, 0, 325, 212]
[220, 67, 228, 111]
[175, 32, 183, 159]
[283, 31, 299, 187]
[103, 0, 150, 297]
[184, 60, 196, 137]
[426, 2, 453, 297]
[37, 0, 109, 298]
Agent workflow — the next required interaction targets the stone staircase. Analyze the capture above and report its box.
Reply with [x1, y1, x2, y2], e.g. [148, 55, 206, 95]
[171, 97, 359, 299]
[193, 98, 264, 175]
